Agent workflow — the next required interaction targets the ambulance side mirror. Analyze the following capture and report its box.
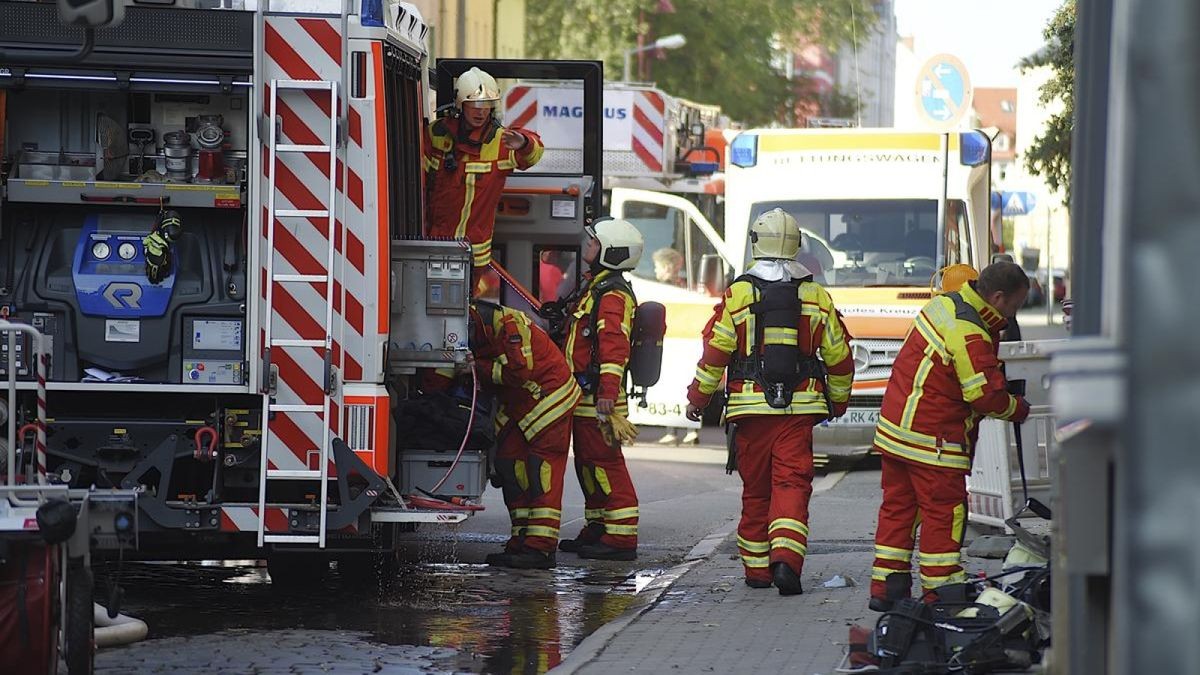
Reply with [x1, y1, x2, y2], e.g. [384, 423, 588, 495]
[698, 254, 726, 297]
[58, 0, 126, 27]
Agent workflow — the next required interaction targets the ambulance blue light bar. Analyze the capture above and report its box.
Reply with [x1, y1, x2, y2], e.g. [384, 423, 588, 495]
[730, 133, 758, 168]
[959, 130, 991, 167]
[361, 0, 385, 27]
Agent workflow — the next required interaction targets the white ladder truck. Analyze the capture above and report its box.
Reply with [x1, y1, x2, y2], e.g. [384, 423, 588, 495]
[0, 0, 604, 599]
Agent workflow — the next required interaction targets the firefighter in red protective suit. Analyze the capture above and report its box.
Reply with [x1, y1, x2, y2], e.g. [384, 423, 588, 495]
[424, 67, 544, 278]
[685, 208, 854, 595]
[869, 261, 1031, 611]
[469, 301, 581, 569]
[557, 218, 644, 561]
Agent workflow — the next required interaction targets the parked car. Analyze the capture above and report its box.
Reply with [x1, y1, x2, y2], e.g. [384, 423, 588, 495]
[1024, 271, 1046, 307]
[1037, 268, 1068, 303]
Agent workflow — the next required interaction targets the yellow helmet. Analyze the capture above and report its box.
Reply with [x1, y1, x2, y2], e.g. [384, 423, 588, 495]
[936, 264, 979, 294]
[454, 67, 501, 111]
[750, 208, 802, 260]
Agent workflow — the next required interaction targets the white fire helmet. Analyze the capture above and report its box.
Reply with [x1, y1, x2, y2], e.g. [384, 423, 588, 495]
[750, 208, 802, 260]
[587, 218, 644, 271]
[454, 67, 501, 113]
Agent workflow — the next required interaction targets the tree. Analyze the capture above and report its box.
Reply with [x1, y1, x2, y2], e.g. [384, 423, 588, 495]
[525, 0, 876, 126]
[1020, 0, 1075, 203]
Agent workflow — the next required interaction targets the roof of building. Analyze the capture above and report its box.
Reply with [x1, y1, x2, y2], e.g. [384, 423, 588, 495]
[973, 87, 1018, 160]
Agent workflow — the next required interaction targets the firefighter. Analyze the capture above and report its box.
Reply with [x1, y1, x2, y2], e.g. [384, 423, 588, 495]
[868, 261, 1031, 611]
[470, 301, 581, 569]
[684, 208, 855, 595]
[424, 66, 544, 280]
[557, 218, 644, 561]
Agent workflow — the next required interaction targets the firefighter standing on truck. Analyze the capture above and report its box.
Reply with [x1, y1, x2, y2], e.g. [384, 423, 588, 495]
[469, 301, 581, 569]
[424, 67, 544, 281]
[685, 208, 854, 595]
[557, 218, 644, 561]
[868, 261, 1031, 611]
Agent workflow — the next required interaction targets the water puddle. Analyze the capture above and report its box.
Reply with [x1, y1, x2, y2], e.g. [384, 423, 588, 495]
[94, 556, 661, 674]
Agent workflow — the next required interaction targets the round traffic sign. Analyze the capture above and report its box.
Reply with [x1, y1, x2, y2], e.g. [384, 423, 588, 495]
[915, 54, 973, 130]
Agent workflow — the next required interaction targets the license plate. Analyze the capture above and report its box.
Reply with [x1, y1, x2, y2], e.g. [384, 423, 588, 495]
[824, 408, 880, 427]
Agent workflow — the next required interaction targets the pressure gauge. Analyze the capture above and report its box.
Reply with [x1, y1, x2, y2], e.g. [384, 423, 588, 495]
[91, 241, 111, 260]
[118, 242, 138, 260]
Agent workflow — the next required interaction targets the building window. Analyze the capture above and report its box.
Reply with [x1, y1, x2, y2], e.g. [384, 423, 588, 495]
[995, 134, 1011, 152]
[1000, 99, 1014, 113]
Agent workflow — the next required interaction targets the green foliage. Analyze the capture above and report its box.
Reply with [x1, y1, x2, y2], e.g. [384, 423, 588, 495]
[1021, 0, 1075, 204]
[525, 0, 877, 126]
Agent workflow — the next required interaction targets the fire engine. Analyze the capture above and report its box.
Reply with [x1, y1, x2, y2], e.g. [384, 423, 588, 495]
[0, 0, 604, 614]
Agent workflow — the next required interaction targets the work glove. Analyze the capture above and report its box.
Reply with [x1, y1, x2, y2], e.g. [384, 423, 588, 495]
[598, 412, 639, 447]
[830, 401, 849, 419]
[144, 210, 183, 285]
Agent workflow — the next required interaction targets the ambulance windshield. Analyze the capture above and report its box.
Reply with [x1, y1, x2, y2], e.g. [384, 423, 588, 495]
[747, 199, 966, 287]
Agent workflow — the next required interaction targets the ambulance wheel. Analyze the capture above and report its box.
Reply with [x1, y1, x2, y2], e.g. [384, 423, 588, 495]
[266, 552, 330, 588]
[64, 557, 95, 675]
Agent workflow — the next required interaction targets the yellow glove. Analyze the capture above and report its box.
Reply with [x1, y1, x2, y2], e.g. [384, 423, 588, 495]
[608, 412, 639, 445]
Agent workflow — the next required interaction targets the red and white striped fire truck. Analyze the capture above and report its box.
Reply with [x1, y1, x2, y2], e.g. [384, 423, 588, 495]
[0, 0, 603, 587]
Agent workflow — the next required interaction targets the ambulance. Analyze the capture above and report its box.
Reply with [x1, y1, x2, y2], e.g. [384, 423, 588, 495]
[611, 129, 994, 442]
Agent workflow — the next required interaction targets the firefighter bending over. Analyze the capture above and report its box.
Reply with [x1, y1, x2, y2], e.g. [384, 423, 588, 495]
[685, 208, 855, 595]
[424, 67, 544, 278]
[558, 218, 645, 561]
[868, 261, 1030, 611]
[470, 301, 581, 569]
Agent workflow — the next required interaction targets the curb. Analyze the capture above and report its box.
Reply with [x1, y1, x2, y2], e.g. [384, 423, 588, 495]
[548, 519, 739, 675]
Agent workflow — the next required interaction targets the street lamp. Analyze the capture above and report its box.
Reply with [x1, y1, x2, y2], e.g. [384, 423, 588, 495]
[622, 33, 687, 82]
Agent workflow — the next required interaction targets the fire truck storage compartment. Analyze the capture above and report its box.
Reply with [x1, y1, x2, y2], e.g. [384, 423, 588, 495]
[0, 205, 247, 383]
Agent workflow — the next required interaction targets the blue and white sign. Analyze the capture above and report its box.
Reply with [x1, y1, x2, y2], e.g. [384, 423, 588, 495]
[991, 190, 1039, 216]
[513, 88, 635, 151]
[915, 54, 973, 130]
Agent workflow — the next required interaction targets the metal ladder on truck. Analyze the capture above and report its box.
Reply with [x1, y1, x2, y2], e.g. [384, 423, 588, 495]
[258, 79, 341, 547]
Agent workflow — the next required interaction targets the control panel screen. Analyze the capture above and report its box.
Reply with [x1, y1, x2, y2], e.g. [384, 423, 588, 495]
[193, 320, 243, 351]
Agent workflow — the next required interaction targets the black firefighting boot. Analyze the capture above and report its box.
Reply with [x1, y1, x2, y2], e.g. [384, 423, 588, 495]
[576, 542, 637, 562]
[772, 562, 803, 596]
[487, 549, 556, 570]
[869, 572, 913, 612]
[744, 577, 772, 589]
[559, 522, 604, 553]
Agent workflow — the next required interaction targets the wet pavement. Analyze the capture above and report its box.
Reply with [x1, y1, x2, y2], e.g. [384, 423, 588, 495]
[93, 552, 657, 674]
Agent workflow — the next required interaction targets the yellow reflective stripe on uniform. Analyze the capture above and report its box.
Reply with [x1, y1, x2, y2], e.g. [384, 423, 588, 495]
[514, 460, 529, 491]
[769, 518, 810, 537]
[605, 507, 640, 520]
[540, 461, 552, 493]
[737, 536, 770, 553]
[594, 467, 612, 495]
[580, 468, 596, 496]
[874, 432, 972, 471]
[874, 545, 913, 562]
[872, 565, 903, 582]
[510, 508, 530, 519]
[914, 314, 949, 359]
[771, 537, 808, 556]
[901, 357, 935, 429]
[584, 507, 603, 520]
[877, 417, 965, 453]
[952, 503, 967, 545]
[497, 158, 517, 170]
[520, 380, 581, 438]
[763, 326, 798, 345]
[424, 156, 440, 171]
[464, 162, 492, 173]
[695, 366, 723, 389]
[606, 524, 638, 535]
[918, 551, 962, 566]
[1001, 396, 1019, 419]
[961, 372, 987, 392]
[491, 360, 503, 384]
[600, 363, 624, 377]
[920, 570, 967, 588]
[742, 554, 770, 569]
[529, 507, 561, 520]
[470, 239, 492, 266]
[525, 526, 560, 539]
[712, 322, 737, 343]
[455, 174, 477, 238]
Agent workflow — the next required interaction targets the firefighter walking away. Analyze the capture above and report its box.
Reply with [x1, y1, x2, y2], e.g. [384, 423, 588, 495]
[558, 218, 645, 561]
[868, 261, 1031, 611]
[686, 208, 855, 595]
[469, 301, 581, 569]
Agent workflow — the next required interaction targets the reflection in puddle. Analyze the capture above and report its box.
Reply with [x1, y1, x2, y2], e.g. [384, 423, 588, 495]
[96, 558, 655, 674]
